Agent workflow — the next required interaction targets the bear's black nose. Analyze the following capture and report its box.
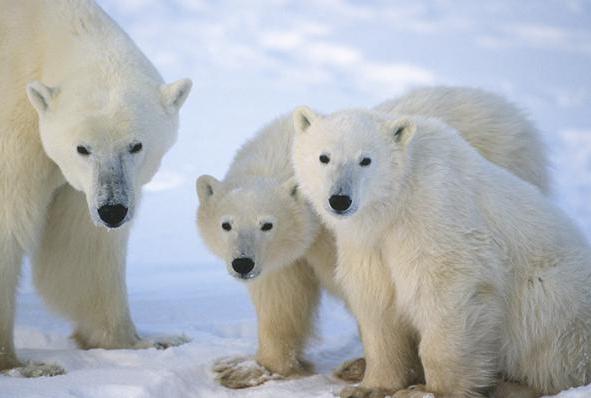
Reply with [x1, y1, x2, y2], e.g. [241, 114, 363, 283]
[329, 195, 352, 213]
[232, 257, 255, 276]
[98, 204, 128, 228]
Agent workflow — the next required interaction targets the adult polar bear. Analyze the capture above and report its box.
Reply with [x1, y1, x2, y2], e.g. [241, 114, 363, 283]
[292, 101, 591, 397]
[0, 0, 191, 375]
[197, 87, 549, 388]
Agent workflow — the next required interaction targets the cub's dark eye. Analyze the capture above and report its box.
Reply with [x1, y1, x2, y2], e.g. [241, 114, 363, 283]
[261, 222, 273, 231]
[130, 143, 143, 154]
[221, 222, 232, 231]
[77, 146, 90, 156]
[359, 157, 372, 166]
[319, 154, 330, 164]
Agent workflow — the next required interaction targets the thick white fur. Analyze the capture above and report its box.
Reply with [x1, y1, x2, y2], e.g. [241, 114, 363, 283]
[197, 118, 340, 385]
[375, 87, 549, 194]
[0, 0, 190, 374]
[197, 87, 549, 389]
[292, 97, 590, 397]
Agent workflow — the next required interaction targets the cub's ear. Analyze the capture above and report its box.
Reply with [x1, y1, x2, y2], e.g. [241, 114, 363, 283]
[161, 78, 193, 114]
[196, 175, 222, 204]
[292, 106, 319, 134]
[280, 177, 300, 201]
[26, 81, 57, 114]
[388, 117, 417, 147]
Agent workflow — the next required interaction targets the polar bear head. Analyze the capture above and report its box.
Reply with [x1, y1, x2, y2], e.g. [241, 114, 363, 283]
[196, 176, 319, 280]
[292, 107, 417, 226]
[26, 78, 192, 228]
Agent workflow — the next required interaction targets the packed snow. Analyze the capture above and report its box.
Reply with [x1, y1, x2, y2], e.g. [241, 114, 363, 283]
[4, 265, 364, 398]
[2, 0, 591, 397]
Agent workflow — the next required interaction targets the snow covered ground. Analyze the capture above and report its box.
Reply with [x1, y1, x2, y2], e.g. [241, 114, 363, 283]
[4, 265, 364, 398]
[4, 265, 591, 398]
[2, 0, 591, 397]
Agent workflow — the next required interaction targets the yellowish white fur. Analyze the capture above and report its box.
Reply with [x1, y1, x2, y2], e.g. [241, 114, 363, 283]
[292, 95, 590, 397]
[197, 86, 549, 389]
[0, 0, 191, 375]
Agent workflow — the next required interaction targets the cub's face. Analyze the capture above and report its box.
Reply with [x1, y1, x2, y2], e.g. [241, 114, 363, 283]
[292, 107, 416, 225]
[26, 78, 192, 228]
[196, 176, 318, 281]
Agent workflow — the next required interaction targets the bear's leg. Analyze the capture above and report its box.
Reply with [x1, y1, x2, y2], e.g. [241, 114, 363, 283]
[213, 260, 320, 389]
[395, 306, 499, 398]
[252, 260, 319, 375]
[0, 237, 23, 371]
[0, 237, 64, 377]
[32, 185, 183, 350]
[339, 314, 421, 398]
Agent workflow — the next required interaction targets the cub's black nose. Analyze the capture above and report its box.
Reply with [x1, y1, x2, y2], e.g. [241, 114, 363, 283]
[329, 195, 352, 213]
[232, 257, 255, 275]
[98, 204, 128, 227]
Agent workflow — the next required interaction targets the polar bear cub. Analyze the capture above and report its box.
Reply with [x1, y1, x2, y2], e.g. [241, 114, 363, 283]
[292, 102, 591, 397]
[197, 86, 550, 389]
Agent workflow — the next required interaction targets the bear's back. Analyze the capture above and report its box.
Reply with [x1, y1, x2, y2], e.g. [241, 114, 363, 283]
[225, 115, 295, 186]
[376, 86, 549, 193]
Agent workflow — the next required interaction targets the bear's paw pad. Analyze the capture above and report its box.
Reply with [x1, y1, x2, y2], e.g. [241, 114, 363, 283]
[213, 356, 281, 389]
[3, 362, 65, 378]
[334, 357, 366, 383]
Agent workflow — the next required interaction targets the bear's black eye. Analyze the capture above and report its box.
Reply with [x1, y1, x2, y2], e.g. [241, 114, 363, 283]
[319, 154, 330, 164]
[261, 222, 273, 231]
[130, 143, 143, 154]
[77, 145, 90, 156]
[221, 222, 232, 231]
[359, 157, 372, 166]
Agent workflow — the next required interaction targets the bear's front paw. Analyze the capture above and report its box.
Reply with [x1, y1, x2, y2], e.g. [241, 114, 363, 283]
[340, 385, 394, 398]
[334, 357, 366, 383]
[213, 356, 281, 389]
[2, 362, 65, 378]
[393, 385, 436, 398]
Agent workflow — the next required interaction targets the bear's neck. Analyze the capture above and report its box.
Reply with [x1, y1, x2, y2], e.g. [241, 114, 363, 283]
[33, 0, 163, 88]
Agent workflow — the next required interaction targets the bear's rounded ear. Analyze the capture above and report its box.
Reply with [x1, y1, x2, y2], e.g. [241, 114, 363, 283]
[161, 78, 193, 114]
[389, 117, 417, 147]
[280, 177, 300, 202]
[293, 106, 319, 134]
[26, 81, 57, 114]
[196, 175, 221, 204]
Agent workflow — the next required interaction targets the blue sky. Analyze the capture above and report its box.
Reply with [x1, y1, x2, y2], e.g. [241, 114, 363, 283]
[96, 0, 591, 267]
